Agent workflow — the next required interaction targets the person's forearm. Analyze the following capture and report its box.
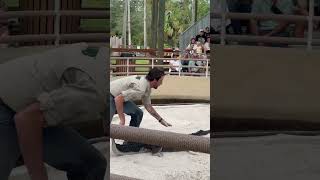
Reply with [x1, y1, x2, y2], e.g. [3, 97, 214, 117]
[266, 21, 289, 36]
[14, 105, 48, 180]
[115, 96, 126, 123]
[144, 104, 162, 120]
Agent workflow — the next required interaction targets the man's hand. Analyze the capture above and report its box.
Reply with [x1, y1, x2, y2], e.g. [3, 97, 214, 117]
[159, 119, 172, 127]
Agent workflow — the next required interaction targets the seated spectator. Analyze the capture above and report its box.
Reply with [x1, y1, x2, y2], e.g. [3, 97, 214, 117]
[188, 60, 203, 74]
[204, 37, 210, 54]
[250, 0, 294, 46]
[186, 37, 196, 54]
[195, 29, 207, 44]
[193, 41, 204, 56]
[250, 0, 294, 37]
[0, 1, 8, 48]
[228, 0, 253, 34]
[181, 51, 190, 72]
[204, 26, 210, 37]
[169, 53, 182, 74]
[211, 0, 232, 34]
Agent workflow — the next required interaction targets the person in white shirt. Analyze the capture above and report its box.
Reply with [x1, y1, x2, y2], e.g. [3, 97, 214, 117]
[110, 67, 172, 127]
[169, 53, 182, 74]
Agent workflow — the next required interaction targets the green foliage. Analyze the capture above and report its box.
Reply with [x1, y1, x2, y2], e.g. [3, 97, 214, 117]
[111, 0, 209, 48]
[82, 0, 108, 8]
[3, 0, 19, 7]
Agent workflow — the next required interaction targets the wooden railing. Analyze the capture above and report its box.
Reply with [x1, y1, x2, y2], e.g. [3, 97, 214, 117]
[0, 9, 108, 45]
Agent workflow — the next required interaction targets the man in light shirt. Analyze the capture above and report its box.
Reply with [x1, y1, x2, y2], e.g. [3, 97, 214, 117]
[110, 67, 172, 127]
[0, 43, 108, 180]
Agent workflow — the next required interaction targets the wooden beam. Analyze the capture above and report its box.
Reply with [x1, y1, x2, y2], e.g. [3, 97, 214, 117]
[157, 0, 165, 58]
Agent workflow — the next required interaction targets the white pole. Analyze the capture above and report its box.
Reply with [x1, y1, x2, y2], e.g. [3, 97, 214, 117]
[54, 0, 60, 46]
[127, 58, 130, 76]
[128, 0, 131, 46]
[144, 0, 147, 48]
[122, 0, 128, 47]
[152, 58, 154, 68]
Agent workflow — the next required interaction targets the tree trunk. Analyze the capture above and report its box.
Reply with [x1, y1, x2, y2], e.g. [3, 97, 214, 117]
[195, 0, 198, 23]
[128, 0, 131, 46]
[192, 0, 195, 24]
[151, 0, 158, 49]
[144, 0, 147, 48]
[122, 0, 128, 47]
[157, 0, 165, 58]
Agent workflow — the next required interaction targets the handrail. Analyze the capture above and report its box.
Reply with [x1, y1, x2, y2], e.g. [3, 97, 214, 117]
[211, 12, 311, 22]
[110, 57, 210, 77]
[211, 34, 308, 44]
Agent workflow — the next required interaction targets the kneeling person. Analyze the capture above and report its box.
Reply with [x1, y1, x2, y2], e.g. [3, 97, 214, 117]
[110, 67, 171, 127]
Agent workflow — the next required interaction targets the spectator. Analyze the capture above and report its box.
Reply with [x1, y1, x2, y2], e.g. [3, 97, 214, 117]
[193, 41, 204, 56]
[188, 58, 204, 74]
[211, 0, 232, 34]
[228, 0, 253, 34]
[204, 26, 210, 37]
[181, 51, 190, 72]
[186, 37, 196, 54]
[169, 53, 182, 74]
[250, 0, 294, 37]
[195, 29, 207, 44]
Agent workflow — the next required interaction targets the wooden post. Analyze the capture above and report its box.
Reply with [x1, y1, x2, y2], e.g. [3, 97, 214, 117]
[151, 0, 158, 49]
[157, 0, 165, 58]
[122, 0, 127, 47]
[20, 0, 81, 46]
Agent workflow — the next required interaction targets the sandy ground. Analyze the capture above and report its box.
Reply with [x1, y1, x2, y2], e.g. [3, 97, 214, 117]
[110, 104, 210, 180]
[212, 134, 320, 180]
[9, 104, 210, 180]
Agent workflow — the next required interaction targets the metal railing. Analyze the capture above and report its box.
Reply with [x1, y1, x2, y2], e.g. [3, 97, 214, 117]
[179, 13, 209, 51]
[110, 57, 211, 78]
[211, 0, 318, 50]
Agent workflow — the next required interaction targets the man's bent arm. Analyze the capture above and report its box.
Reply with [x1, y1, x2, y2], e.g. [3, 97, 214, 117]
[14, 103, 48, 180]
[114, 95, 126, 125]
[144, 104, 162, 121]
[144, 104, 172, 127]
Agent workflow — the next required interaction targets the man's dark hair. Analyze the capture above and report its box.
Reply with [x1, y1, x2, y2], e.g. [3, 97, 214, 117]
[146, 67, 165, 81]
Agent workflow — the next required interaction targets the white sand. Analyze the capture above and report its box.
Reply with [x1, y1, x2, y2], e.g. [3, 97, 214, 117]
[110, 104, 210, 180]
[9, 104, 210, 180]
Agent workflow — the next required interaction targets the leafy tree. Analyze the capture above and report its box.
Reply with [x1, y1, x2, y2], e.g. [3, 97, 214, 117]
[111, 0, 209, 48]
